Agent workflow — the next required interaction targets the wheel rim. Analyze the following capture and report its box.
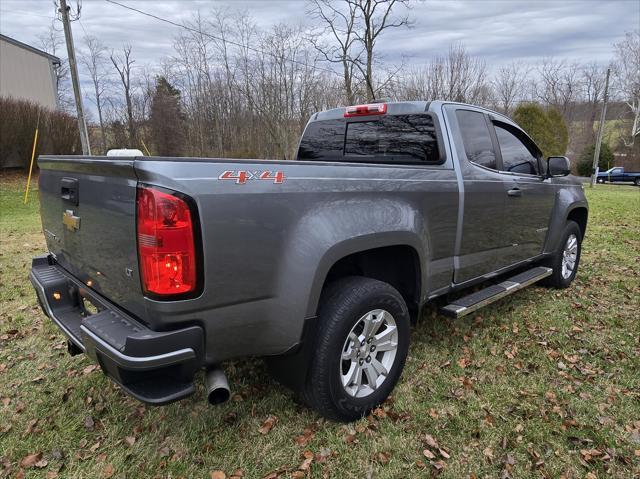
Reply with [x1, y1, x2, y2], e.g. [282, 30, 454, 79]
[340, 309, 398, 398]
[561, 234, 578, 279]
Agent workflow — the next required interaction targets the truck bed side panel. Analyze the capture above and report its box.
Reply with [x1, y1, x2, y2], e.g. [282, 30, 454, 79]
[134, 159, 458, 363]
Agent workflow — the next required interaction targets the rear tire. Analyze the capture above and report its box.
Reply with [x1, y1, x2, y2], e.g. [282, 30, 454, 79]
[302, 277, 410, 422]
[540, 220, 582, 289]
[634, 178, 640, 186]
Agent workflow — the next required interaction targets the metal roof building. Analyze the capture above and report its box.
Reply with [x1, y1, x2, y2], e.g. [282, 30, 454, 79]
[0, 34, 61, 110]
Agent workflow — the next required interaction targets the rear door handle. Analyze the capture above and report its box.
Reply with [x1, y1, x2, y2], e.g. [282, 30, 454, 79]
[507, 188, 522, 197]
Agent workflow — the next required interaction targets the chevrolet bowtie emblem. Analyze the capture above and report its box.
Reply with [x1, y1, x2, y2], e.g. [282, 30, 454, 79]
[63, 210, 80, 232]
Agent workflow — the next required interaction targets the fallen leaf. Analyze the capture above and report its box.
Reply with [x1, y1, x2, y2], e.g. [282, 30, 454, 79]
[294, 427, 316, 447]
[210, 471, 226, 479]
[424, 434, 438, 448]
[34, 459, 48, 468]
[377, 451, 390, 465]
[261, 466, 287, 479]
[124, 436, 136, 446]
[483, 447, 494, 459]
[102, 463, 114, 478]
[439, 448, 450, 459]
[24, 419, 38, 434]
[299, 450, 314, 471]
[20, 452, 43, 468]
[84, 416, 95, 431]
[258, 415, 278, 435]
[423, 449, 436, 459]
[457, 357, 470, 368]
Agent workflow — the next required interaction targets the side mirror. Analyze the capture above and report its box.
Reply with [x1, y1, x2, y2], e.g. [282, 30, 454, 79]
[547, 156, 571, 177]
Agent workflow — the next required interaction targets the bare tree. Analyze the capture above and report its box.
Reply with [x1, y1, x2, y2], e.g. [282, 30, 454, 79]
[535, 58, 580, 117]
[308, 0, 361, 104]
[613, 30, 640, 146]
[580, 62, 607, 142]
[110, 45, 137, 144]
[394, 43, 490, 106]
[308, 0, 410, 102]
[38, 23, 72, 111]
[492, 61, 528, 114]
[351, 0, 410, 100]
[81, 36, 109, 152]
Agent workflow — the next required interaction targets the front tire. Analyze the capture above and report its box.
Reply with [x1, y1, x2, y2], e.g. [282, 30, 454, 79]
[302, 277, 410, 422]
[541, 220, 582, 288]
[634, 178, 640, 187]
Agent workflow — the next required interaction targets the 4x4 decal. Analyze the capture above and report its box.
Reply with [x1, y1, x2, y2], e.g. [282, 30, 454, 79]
[218, 170, 285, 184]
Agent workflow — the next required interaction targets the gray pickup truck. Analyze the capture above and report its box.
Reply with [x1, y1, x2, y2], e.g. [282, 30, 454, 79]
[30, 101, 588, 421]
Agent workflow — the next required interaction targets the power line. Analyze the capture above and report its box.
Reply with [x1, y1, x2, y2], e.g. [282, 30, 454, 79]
[104, 0, 341, 77]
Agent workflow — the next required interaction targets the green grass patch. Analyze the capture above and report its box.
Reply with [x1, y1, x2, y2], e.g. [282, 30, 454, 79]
[1, 173, 639, 478]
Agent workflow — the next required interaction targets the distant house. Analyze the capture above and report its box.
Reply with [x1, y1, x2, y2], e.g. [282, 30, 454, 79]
[0, 34, 60, 110]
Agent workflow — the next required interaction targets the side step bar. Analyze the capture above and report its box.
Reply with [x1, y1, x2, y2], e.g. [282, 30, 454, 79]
[440, 266, 552, 319]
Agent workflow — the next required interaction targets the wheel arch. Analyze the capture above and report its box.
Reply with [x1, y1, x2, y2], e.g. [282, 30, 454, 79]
[543, 186, 589, 255]
[567, 206, 588, 239]
[305, 235, 426, 324]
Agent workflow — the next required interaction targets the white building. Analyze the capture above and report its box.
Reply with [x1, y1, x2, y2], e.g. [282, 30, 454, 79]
[0, 34, 60, 110]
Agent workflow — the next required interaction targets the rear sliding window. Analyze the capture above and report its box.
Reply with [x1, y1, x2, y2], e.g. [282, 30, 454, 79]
[297, 114, 442, 164]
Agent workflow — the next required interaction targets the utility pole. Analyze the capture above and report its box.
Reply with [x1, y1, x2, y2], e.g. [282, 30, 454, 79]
[590, 67, 610, 187]
[59, 0, 91, 155]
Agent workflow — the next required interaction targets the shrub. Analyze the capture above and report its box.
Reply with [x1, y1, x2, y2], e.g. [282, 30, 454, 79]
[576, 142, 614, 176]
[0, 96, 80, 169]
[512, 103, 568, 158]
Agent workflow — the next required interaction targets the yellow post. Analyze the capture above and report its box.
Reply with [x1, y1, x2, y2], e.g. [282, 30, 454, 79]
[140, 138, 151, 156]
[24, 111, 41, 205]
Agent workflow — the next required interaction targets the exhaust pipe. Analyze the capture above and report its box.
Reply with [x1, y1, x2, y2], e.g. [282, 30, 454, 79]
[205, 366, 230, 405]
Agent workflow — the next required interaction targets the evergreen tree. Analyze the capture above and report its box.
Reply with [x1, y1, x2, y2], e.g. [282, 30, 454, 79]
[150, 77, 186, 156]
[577, 143, 614, 176]
[512, 103, 569, 158]
[545, 107, 569, 156]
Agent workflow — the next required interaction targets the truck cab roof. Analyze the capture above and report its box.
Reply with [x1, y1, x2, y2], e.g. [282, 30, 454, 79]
[312, 100, 515, 126]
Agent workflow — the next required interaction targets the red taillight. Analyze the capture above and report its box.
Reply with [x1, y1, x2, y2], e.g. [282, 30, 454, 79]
[343, 103, 387, 117]
[137, 186, 197, 297]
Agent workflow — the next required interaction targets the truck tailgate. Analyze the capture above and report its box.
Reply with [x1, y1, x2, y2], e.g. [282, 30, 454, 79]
[38, 157, 144, 319]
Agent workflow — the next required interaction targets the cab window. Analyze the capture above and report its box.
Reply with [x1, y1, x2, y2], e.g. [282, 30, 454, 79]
[456, 110, 497, 170]
[494, 123, 540, 175]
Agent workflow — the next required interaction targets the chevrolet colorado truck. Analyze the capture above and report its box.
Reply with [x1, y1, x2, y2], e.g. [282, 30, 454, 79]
[30, 101, 588, 421]
[596, 166, 640, 186]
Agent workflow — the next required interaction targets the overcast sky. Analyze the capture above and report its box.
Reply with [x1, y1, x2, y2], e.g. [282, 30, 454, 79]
[2, 0, 638, 64]
[1, 0, 638, 116]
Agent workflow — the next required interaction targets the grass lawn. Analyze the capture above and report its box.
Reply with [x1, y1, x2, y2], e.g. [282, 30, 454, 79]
[1, 172, 639, 479]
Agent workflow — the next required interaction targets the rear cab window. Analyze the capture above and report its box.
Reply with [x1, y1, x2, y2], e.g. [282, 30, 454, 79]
[297, 113, 444, 165]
